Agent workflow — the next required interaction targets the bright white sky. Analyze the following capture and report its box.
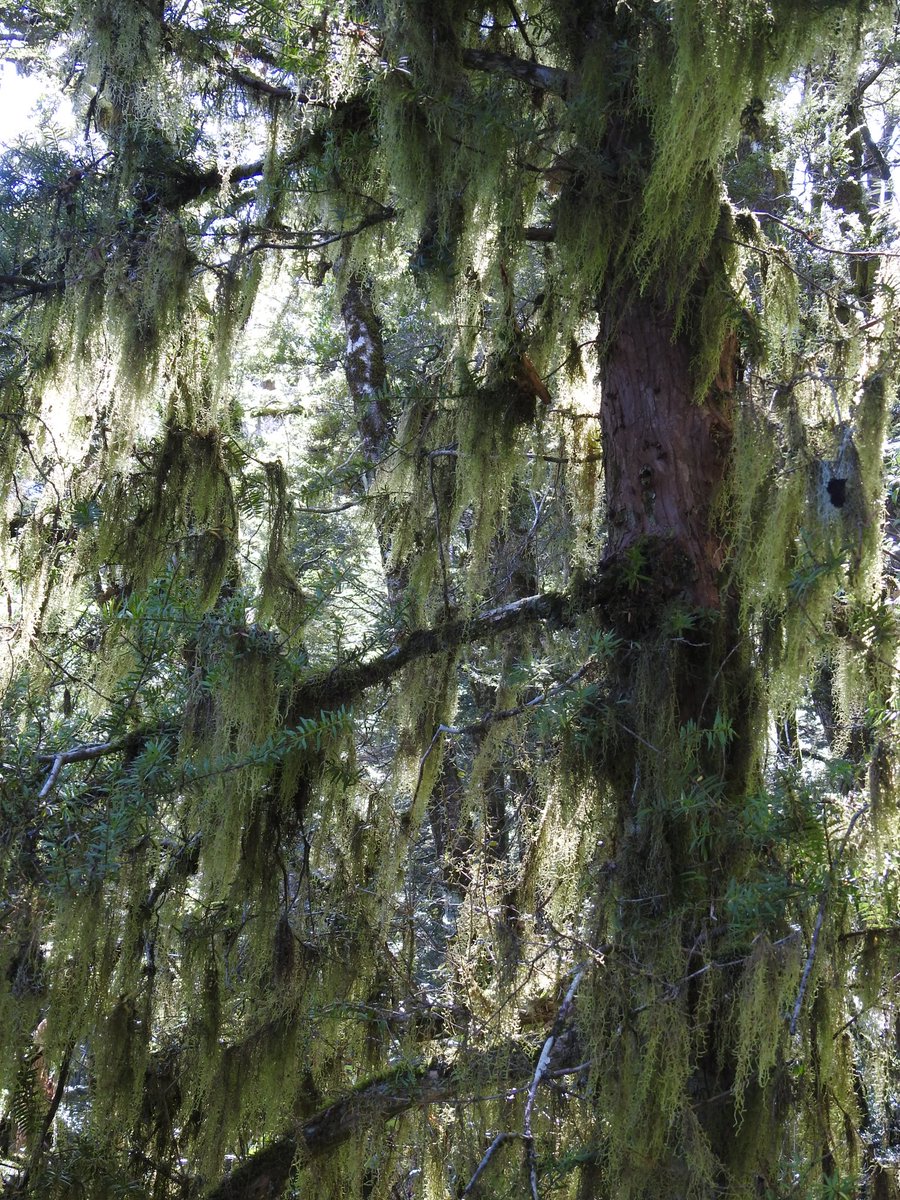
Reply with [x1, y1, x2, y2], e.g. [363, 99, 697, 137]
[0, 63, 47, 145]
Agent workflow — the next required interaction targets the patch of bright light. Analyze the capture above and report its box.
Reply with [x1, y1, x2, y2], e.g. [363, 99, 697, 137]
[0, 64, 46, 146]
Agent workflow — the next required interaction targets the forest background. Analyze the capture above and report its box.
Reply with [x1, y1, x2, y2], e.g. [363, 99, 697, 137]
[1, 3, 900, 1199]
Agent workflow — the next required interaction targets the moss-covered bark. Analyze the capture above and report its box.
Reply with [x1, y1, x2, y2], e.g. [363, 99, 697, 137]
[1, 2, 899, 1198]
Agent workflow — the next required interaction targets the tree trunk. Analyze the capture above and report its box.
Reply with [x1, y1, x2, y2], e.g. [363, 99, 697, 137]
[600, 297, 735, 611]
[590, 292, 775, 1196]
[340, 272, 409, 612]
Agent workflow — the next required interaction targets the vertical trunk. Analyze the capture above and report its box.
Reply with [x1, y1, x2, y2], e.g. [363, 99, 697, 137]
[340, 274, 391, 493]
[597, 290, 746, 911]
[590, 293, 779, 1197]
[340, 273, 408, 611]
[600, 297, 735, 611]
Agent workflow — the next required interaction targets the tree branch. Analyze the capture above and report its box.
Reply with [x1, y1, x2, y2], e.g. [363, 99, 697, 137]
[32, 575, 612, 800]
[37, 735, 143, 798]
[523, 968, 584, 1200]
[410, 665, 592, 811]
[288, 587, 575, 717]
[222, 66, 312, 103]
[124, 97, 371, 210]
[0, 272, 64, 301]
[789, 803, 870, 1036]
[235, 209, 399, 261]
[460, 48, 570, 98]
[205, 1037, 575, 1200]
[460, 1133, 520, 1197]
[522, 225, 557, 242]
[753, 210, 900, 259]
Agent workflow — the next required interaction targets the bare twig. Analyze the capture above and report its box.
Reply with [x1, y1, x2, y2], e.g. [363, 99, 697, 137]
[523, 967, 585, 1200]
[753, 211, 900, 259]
[410, 666, 590, 809]
[38, 754, 65, 799]
[236, 209, 398, 261]
[297, 498, 366, 514]
[455, 665, 590, 735]
[38, 735, 141, 799]
[455, 968, 585, 1200]
[460, 1132, 520, 1197]
[410, 723, 453, 810]
[789, 803, 870, 1036]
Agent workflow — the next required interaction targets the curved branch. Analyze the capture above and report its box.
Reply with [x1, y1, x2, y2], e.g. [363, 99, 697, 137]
[288, 587, 572, 716]
[31, 571, 615, 810]
[37, 734, 144, 798]
[205, 1037, 573, 1200]
[237, 209, 398, 261]
[0, 271, 64, 301]
[753, 210, 900, 259]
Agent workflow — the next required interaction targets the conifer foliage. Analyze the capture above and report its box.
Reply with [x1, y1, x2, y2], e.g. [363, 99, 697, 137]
[1, 2, 900, 1197]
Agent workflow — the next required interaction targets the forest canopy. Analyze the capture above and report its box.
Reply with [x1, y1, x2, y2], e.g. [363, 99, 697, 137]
[1, 2, 900, 1198]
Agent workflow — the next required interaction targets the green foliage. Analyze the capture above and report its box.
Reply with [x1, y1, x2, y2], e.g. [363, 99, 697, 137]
[0, 3, 899, 1200]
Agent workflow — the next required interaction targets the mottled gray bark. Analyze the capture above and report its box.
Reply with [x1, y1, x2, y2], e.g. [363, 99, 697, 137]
[340, 275, 391, 492]
[339, 273, 409, 612]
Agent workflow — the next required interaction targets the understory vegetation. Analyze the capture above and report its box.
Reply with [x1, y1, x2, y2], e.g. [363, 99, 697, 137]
[1, 2, 900, 1198]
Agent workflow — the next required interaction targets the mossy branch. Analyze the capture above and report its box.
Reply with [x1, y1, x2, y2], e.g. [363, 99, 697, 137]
[460, 48, 571, 97]
[789, 803, 871, 1036]
[287, 586, 578, 716]
[37, 734, 145, 798]
[523, 968, 584, 1199]
[236, 209, 399, 262]
[33, 572, 614, 797]
[0, 270, 64, 300]
[204, 1038, 572, 1200]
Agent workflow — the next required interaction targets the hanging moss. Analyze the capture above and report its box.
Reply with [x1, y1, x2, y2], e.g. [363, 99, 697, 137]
[257, 458, 305, 632]
[1, 3, 900, 1199]
[96, 421, 238, 604]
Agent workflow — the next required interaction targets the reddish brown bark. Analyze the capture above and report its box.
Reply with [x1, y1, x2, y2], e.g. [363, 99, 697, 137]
[600, 299, 735, 608]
